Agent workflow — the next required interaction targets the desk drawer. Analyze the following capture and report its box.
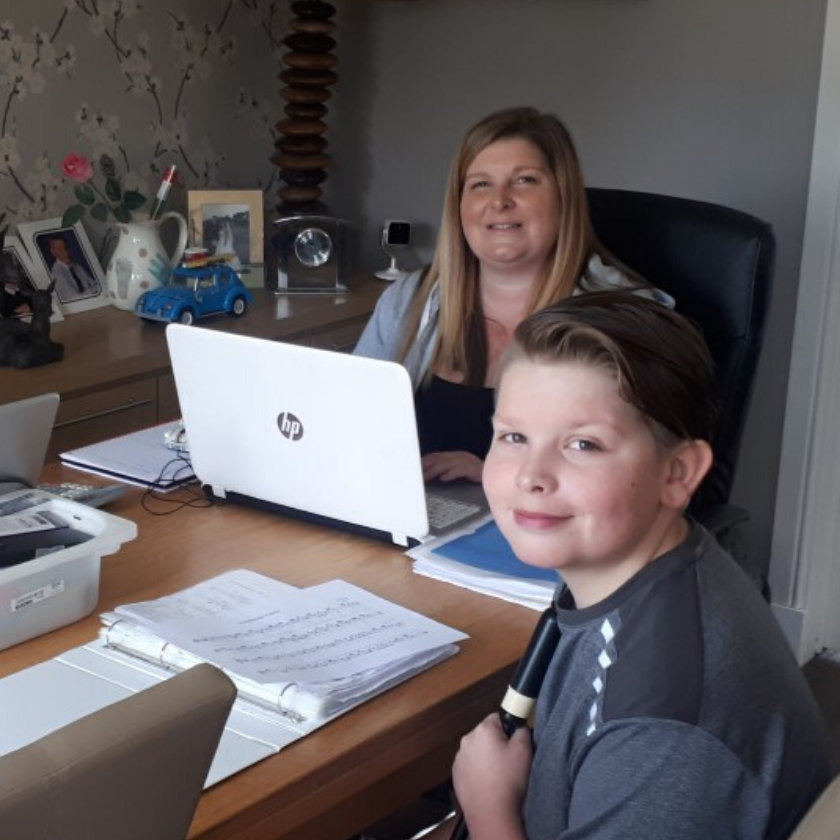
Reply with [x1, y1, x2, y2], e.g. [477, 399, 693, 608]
[49, 379, 157, 458]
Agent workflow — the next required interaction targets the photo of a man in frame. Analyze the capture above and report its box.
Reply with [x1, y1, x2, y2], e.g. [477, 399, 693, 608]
[35, 228, 101, 304]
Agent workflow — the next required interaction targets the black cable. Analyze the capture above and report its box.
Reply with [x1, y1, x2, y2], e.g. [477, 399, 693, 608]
[140, 454, 215, 515]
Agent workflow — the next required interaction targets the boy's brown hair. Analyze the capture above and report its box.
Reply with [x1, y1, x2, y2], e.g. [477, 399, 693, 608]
[505, 291, 717, 447]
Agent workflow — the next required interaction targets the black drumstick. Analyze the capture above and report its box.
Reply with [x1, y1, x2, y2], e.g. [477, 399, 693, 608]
[450, 607, 561, 840]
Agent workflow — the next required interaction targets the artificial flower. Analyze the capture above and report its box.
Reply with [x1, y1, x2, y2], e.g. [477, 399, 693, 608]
[60, 152, 146, 226]
[62, 153, 94, 184]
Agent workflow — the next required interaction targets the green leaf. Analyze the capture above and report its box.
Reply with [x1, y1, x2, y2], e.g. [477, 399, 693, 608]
[74, 184, 95, 205]
[113, 205, 131, 223]
[105, 177, 122, 203]
[61, 205, 86, 227]
[123, 190, 146, 211]
[91, 203, 109, 222]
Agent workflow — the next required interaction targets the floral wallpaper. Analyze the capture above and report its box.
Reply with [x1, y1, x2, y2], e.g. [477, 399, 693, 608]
[0, 0, 289, 255]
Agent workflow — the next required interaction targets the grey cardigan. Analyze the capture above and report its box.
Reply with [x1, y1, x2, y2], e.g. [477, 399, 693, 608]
[354, 255, 674, 387]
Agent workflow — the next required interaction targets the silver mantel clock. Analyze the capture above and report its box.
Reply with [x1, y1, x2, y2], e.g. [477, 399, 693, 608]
[270, 215, 349, 294]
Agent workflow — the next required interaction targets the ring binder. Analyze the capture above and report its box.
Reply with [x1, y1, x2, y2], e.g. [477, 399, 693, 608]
[0, 569, 467, 788]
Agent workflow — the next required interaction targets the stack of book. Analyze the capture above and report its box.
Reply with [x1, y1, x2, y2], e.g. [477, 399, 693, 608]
[409, 516, 559, 610]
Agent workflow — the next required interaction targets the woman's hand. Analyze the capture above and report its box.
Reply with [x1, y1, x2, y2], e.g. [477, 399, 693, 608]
[452, 713, 531, 840]
[422, 451, 484, 483]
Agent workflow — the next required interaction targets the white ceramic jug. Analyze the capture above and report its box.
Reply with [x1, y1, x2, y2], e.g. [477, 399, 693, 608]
[105, 212, 188, 310]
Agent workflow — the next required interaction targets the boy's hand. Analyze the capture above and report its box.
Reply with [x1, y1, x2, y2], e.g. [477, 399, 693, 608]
[452, 713, 531, 840]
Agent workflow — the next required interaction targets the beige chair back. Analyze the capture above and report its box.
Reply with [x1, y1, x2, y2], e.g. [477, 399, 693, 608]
[0, 663, 235, 840]
[789, 775, 840, 840]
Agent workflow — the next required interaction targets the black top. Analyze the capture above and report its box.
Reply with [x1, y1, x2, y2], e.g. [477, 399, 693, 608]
[414, 375, 495, 458]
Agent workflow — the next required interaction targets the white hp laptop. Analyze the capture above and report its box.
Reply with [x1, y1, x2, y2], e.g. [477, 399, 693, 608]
[165, 325, 488, 545]
[0, 393, 59, 494]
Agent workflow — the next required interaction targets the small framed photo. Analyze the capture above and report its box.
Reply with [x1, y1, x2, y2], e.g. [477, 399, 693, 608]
[187, 190, 264, 286]
[17, 218, 109, 315]
[2, 233, 63, 322]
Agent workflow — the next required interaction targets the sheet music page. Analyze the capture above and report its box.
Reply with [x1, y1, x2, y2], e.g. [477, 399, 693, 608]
[139, 578, 467, 685]
[115, 568, 298, 625]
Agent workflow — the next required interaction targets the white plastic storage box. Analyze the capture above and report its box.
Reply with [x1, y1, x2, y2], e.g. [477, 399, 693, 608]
[0, 493, 137, 651]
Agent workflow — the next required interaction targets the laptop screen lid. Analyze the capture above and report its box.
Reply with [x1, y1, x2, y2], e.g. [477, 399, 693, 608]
[165, 324, 430, 544]
[0, 393, 59, 490]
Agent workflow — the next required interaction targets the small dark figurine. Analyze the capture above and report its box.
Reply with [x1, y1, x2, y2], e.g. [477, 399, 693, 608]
[0, 224, 64, 369]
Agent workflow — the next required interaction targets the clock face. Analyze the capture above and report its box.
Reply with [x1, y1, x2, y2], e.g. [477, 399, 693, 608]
[294, 227, 332, 268]
[272, 215, 348, 293]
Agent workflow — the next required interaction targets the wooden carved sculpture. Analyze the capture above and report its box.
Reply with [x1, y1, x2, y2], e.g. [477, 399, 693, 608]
[0, 225, 64, 369]
[272, 0, 337, 216]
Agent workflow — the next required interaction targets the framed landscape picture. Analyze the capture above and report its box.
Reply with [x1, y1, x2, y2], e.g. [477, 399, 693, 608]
[17, 218, 109, 315]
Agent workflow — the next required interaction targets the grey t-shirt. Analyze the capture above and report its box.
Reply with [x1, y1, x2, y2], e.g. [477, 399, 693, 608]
[524, 524, 833, 840]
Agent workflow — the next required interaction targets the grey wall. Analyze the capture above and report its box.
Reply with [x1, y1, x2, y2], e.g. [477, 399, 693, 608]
[0, 0, 828, 577]
[328, 0, 828, 577]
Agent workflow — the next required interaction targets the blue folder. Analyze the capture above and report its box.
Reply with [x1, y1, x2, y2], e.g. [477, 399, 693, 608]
[430, 520, 558, 582]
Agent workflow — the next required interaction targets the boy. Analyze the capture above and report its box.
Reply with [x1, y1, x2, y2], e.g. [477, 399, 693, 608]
[445, 293, 833, 840]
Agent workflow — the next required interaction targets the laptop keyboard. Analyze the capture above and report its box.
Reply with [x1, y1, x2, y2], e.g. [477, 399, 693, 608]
[426, 492, 482, 531]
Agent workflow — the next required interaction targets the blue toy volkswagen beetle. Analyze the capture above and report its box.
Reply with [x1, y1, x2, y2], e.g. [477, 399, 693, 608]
[134, 263, 252, 325]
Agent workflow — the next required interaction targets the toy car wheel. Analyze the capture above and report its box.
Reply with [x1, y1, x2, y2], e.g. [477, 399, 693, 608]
[231, 296, 247, 317]
[178, 308, 195, 325]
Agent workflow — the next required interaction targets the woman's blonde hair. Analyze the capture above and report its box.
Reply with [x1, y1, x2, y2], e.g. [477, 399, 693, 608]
[399, 106, 633, 385]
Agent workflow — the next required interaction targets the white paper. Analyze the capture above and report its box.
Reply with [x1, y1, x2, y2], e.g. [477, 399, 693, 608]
[149, 579, 466, 684]
[0, 511, 61, 535]
[407, 516, 556, 611]
[60, 423, 195, 490]
[412, 557, 551, 611]
[115, 568, 296, 625]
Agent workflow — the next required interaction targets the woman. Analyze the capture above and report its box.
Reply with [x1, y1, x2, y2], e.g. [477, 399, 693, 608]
[354, 106, 670, 483]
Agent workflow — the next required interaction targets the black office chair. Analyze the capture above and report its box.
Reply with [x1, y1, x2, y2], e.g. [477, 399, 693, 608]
[587, 188, 775, 592]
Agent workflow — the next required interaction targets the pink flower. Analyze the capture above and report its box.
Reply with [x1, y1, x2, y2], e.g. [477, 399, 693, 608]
[62, 153, 94, 184]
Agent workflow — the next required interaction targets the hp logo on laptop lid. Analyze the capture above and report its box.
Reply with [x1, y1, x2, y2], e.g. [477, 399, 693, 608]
[277, 412, 304, 441]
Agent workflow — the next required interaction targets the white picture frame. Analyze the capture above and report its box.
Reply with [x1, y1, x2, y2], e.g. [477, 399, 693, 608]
[2, 232, 63, 322]
[17, 218, 109, 315]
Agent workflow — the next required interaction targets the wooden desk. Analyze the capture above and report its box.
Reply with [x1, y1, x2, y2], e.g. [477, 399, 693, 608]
[0, 276, 386, 459]
[0, 467, 537, 840]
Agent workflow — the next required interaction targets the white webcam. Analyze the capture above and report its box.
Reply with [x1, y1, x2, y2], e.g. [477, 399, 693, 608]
[375, 220, 412, 281]
[384, 220, 411, 247]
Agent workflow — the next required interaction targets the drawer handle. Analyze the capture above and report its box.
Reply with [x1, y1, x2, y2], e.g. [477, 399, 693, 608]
[55, 398, 153, 428]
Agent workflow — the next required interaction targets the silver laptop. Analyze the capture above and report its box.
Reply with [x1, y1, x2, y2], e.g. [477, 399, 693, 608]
[165, 325, 487, 545]
[0, 393, 59, 493]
